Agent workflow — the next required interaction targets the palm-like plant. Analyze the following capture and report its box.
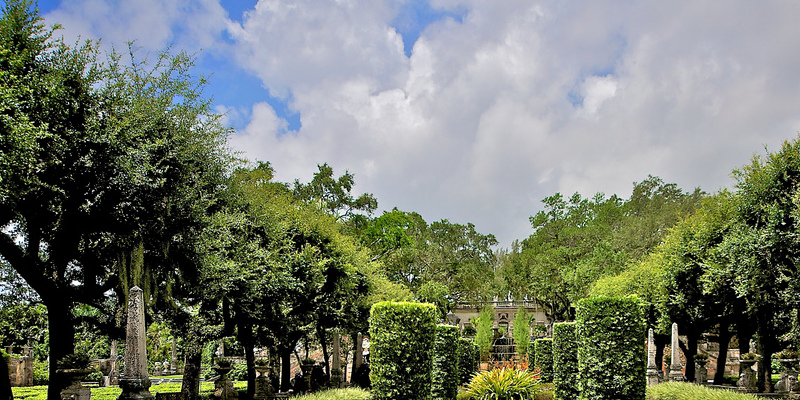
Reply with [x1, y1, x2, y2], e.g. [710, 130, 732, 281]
[464, 367, 542, 400]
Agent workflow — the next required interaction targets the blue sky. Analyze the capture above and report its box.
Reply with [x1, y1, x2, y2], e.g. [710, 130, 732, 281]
[21, 0, 800, 247]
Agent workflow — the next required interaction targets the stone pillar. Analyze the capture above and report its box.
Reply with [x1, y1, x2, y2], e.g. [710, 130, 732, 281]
[668, 323, 685, 382]
[646, 328, 660, 386]
[118, 286, 154, 400]
[331, 333, 343, 388]
[170, 340, 177, 375]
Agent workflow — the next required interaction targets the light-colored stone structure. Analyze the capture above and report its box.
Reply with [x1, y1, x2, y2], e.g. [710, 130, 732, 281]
[118, 286, 154, 400]
[646, 328, 661, 386]
[668, 323, 685, 382]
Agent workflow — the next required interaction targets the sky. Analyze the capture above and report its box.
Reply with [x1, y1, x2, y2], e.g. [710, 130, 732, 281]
[20, 0, 800, 247]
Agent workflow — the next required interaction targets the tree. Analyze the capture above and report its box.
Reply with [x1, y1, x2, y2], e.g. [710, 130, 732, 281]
[473, 306, 494, 360]
[293, 163, 377, 222]
[0, 2, 231, 398]
[512, 307, 531, 357]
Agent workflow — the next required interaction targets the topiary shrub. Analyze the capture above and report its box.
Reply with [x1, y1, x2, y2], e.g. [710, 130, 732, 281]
[369, 301, 437, 400]
[576, 296, 645, 400]
[534, 339, 554, 383]
[432, 325, 459, 400]
[458, 338, 479, 385]
[552, 322, 578, 400]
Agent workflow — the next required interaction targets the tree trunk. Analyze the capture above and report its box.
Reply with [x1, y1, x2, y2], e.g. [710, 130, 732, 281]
[280, 347, 292, 392]
[317, 326, 330, 377]
[679, 327, 698, 382]
[181, 344, 203, 400]
[239, 323, 256, 400]
[351, 333, 363, 383]
[47, 301, 75, 400]
[1, 352, 12, 400]
[655, 334, 667, 373]
[756, 322, 774, 393]
[713, 322, 732, 385]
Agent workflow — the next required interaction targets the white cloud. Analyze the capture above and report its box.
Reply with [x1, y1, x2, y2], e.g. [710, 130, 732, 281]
[41, 0, 800, 247]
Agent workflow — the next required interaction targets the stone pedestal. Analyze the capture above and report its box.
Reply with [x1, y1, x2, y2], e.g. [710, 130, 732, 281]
[737, 360, 757, 393]
[776, 359, 799, 393]
[153, 362, 162, 377]
[212, 368, 236, 400]
[695, 361, 708, 384]
[58, 369, 92, 400]
[253, 367, 273, 400]
[118, 286, 154, 400]
[646, 328, 661, 386]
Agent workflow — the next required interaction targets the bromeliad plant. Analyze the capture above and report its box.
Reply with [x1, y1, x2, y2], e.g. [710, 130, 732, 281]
[464, 367, 542, 400]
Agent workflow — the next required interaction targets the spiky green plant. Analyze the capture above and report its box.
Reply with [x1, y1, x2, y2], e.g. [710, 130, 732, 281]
[465, 367, 542, 400]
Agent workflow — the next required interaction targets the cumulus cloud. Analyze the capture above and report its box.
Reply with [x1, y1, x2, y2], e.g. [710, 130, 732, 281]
[42, 0, 800, 246]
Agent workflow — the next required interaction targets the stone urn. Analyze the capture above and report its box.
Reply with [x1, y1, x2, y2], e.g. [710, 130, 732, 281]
[737, 358, 758, 393]
[776, 358, 799, 392]
[213, 366, 232, 379]
[57, 368, 93, 400]
[694, 360, 708, 384]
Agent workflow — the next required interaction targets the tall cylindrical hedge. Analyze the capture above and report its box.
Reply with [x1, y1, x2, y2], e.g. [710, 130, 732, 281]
[458, 337, 479, 385]
[370, 301, 438, 400]
[534, 338, 554, 383]
[432, 325, 459, 400]
[553, 322, 578, 400]
[576, 296, 646, 400]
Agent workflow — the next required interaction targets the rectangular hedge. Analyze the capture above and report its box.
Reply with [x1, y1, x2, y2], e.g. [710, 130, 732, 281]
[458, 337, 479, 386]
[369, 301, 438, 400]
[576, 296, 646, 400]
[432, 325, 459, 400]
[553, 322, 578, 400]
[534, 338, 554, 383]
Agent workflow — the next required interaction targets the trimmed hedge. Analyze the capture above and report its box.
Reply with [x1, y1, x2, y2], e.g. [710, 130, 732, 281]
[534, 338, 554, 383]
[458, 337, 479, 385]
[576, 296, 646, 400]
[432, 325, 459, 400]
[369, 301, 438, 400]
[552, 322, 578, 400]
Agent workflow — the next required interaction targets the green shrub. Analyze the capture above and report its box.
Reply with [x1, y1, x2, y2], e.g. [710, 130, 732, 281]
[464, 368, 542, 400]
[459, 337, 479, 385]
[474, 306, 494, 360]
[294, 388, 372, 400]
[31, 358, 49, 385]
[576, 296, 645, 400]
[370, 301, 438, 400]
[646, 381, 758, 400]
[463, 326, 477, 337]
[228, 360, 248, 381]
[433, 324, 459, 400]
[552, 322, 577, 400]
[534, 339, 553, 383]
[513, 308, 531, 357]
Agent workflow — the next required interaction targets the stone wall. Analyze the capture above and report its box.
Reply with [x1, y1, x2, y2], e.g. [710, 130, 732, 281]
[6, 356, 33, 387]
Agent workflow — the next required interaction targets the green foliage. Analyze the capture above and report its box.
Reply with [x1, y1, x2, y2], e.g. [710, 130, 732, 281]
[369, 301, 437, 400]
[513, 308, 531, 356]
[646, 381, 758, 400]
[228, 361, 248, 381]
[463, 326, 477, 337]
[416, 281, 452, 322]
[533, 339, 553, 383]
[474, 306, 495, 359]
[31, 359, 47, 385]
[464, 368, 542, 400]
[552, 323, 578, 400]
[576, 296, 645, 400]
[459, 337, 479, 386]
[432, 325, 460, 400]
[293, 388, 372, 400]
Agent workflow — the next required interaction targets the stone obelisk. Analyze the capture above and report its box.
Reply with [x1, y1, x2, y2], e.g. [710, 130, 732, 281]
[668, 323, 685, 382]
[646, 328, 661, 386]
[118, 286, 154, 400]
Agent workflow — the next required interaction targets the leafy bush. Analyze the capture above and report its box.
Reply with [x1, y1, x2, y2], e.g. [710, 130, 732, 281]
[459, 337, 479, 385]
[294, 388, 372, 400]
[513, 307, 531, 356]
[433, 324, 459, 400]
[740, 353, 759, 360]
[474, 306, 494, 360]
[552, 322, 577, 400]
[228, 360, 248, 381]
[370, 301, 437, 400]
[32, 359, 49, 385]
[533, 339, 553, 383]
[576, 296, 645, 400]
[464, 368, 542, 400]
[463, 326, 477, 337]
[646, 381, 758, 400]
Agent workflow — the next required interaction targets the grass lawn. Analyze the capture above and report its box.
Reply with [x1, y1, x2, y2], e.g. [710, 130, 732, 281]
[12, 381, 248, 400]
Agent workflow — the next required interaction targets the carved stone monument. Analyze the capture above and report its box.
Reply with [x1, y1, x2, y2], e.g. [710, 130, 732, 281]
[646, 328, 661, 386]
[737, 358, 758, 393]
[118, 286, 154, 400]
[668, 323, 685, 382]
[170, 340, 177, 375]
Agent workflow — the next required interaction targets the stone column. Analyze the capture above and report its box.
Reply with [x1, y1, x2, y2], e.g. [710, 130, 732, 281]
[646, 328, 660, 386]
[118, 286, 154, 400]
[331, 333, 343, 388]
[668, 323, 685, 382]
[170, 339, 177, 375]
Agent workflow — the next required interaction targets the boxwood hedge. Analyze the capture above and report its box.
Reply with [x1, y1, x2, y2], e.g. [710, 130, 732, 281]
[369, 301, 438, 400]
[458, 337, 479, 385]
[534, 338, 554, 383]
[432, 325, 459, 400]
[576, 296, 646, 400]
[553, 322, 578, 400]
